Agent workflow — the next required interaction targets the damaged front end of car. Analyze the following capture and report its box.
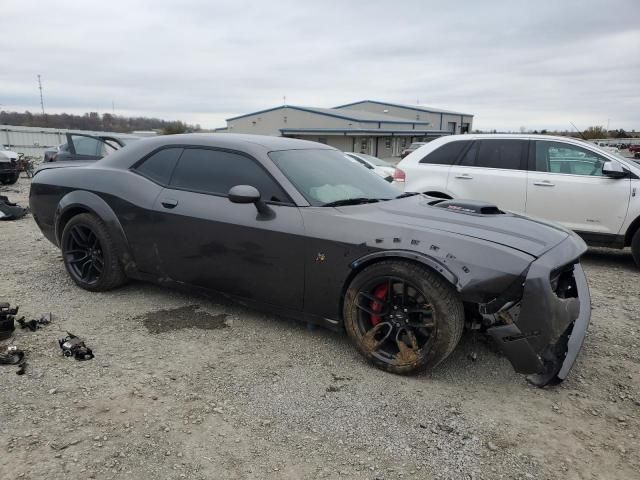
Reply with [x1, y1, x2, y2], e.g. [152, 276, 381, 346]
[478, 236, 591, 387]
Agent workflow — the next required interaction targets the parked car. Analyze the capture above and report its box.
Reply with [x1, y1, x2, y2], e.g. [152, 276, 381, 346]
[47, 133, 140, 162]
[400, 142, 428, 159]
[395, 134, 640, 266]
[629, 144, 640, 159]
[0, 148, 20, 184]
[344, 152, 396, 181]
[29, 134, 591, 386]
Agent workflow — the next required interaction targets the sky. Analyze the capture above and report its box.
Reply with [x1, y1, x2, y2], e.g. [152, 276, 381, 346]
[1, 0, 639, 131]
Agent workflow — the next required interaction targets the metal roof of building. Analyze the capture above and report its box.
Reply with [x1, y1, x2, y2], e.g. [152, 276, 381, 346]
[333, 100, 474, 117]
[226, 105, 431, 125]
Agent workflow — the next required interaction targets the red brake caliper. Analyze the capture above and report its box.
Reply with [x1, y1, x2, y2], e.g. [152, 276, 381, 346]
[370, 283, 389, 325]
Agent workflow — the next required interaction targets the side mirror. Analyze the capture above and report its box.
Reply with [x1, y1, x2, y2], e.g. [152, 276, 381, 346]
[602, 161, 627, 179]
[228, 185, 260, 204]
[228, 185, 270, 214]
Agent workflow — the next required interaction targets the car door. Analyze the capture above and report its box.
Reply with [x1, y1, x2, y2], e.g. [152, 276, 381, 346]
[65, 133, 120, 161]
[151, 147, 306, 309]
[446, 139, 528, 211]
[526, 140, 631, 234]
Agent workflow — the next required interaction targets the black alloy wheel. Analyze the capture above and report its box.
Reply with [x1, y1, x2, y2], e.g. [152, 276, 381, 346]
[344, 260, 465, 374]
[354, 276, 436, 367]
[60, 213, 127, 291]
[63, 224, 104, 285]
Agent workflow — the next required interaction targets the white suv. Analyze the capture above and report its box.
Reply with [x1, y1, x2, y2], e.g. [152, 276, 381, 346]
[395, 134, 640, 265]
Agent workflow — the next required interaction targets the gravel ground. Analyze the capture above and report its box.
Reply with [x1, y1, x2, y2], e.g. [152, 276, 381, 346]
[1, 178, 639, 480]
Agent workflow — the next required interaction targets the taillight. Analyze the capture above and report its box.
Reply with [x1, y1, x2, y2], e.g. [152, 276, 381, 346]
[51, 154, 58, 162]
[393, 168, 406, 182]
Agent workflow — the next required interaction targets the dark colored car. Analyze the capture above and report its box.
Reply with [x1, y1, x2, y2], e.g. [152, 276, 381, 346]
[400, 141, 428, 159]
[29, 134, 591, 386]
[45, 133, 140, 162]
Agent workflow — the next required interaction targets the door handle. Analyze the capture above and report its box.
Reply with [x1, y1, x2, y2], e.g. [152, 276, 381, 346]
[455, 174, 473, 179]
[533, 181, 555, 187]
[161, 198, 178, 209]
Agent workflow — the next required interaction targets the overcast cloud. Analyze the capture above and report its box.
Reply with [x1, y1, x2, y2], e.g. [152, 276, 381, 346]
[2, 0, 639, 131]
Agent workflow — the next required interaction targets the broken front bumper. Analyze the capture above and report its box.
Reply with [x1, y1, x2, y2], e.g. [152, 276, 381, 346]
[487, 235, 591, 387]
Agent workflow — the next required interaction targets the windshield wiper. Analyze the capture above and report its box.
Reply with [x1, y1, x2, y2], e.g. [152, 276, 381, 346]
[322, 197, 382, 207]
[395, 192, 420, 199]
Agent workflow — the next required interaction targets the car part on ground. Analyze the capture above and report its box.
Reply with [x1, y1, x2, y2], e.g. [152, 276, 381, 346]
[0, 303, 18, 340]
[59, 332, 94, 360]
[29, 133, 592, 386]
[0, 345, 26, 375]
[396, 133, 640, 266]
[17, 313, 52, 332]
[0, 195, 29, 221]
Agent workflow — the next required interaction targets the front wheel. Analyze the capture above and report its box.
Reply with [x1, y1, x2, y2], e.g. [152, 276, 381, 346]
[631, 229, 640, 268]
[343, 260, 465, 374]
[61, 213, 127, 291]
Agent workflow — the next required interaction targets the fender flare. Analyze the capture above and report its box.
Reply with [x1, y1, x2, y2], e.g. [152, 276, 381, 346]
[54, 190, 136, 272]
[349, 250, 459, 288]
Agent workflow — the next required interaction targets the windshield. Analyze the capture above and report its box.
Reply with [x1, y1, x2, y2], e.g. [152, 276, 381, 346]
[356, 153, 392, 167]
[270, 149, 400, 206]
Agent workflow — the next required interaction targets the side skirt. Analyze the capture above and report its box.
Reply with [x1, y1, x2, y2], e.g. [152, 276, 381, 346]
[574, 231, 625, 249]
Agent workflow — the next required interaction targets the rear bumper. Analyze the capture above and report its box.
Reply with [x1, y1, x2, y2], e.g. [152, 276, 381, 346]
[487, 236, 591, 387]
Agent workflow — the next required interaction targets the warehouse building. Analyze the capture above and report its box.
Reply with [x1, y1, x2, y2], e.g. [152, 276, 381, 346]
[216, 100, 473, 158]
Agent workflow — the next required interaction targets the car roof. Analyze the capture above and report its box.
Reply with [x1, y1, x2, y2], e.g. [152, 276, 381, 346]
[99, 133, 334, 167]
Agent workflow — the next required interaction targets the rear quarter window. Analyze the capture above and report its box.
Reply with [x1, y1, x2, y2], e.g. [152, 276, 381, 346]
[419, 141, 468, 165]
[134, 148, 183, 184]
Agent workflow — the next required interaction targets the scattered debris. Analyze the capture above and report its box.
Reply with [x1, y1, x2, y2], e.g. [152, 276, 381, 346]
[0, 345, 26, 375]
[17, 313, 52, 332]
[326, 384, 342, 393]
[59, 332, 94, 361]
[0, 195, 28, 221]
[50, 439, 82, 451]
[0, 303, 18, 340]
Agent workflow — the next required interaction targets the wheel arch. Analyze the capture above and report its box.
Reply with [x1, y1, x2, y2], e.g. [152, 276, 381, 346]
[624, 214, 640, 246]
[339, 250, 460, 320]
[55, 190, 136, 272]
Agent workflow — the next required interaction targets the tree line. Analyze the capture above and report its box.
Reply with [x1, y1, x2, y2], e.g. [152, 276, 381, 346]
[0, 110, 199, 135]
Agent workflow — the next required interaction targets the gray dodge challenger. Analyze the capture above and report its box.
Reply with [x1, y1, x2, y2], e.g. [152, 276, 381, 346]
[29, 134, 591, 386]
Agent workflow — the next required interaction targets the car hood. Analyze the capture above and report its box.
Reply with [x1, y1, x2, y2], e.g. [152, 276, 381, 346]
[0, 150, 18, 162]
[336, 195, 574, 258]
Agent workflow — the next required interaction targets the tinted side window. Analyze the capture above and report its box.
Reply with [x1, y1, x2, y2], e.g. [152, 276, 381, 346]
[135, 148, 182, 184]
[459, 141, 478, 166]
[475, 140, 526, 170]
[169, 148, 290, 203]
[419, 141, 468, 165]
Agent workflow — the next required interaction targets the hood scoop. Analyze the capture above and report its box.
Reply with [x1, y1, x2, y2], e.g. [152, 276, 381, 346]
[433, 199, 504, 216]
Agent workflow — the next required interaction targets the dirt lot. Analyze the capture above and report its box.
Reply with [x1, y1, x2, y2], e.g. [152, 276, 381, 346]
[1, 178, 639, 480]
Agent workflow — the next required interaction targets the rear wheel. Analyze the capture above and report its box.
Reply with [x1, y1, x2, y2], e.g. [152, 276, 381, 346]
[343, 260, 464, 374]
[631, 229, 640, 267]
[61, 213, 127, 291]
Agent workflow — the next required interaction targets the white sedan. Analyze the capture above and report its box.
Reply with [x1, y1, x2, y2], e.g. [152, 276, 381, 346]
[344, 152, 396, 181]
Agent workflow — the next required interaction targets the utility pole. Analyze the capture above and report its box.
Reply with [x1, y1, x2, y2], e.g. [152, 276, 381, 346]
[37, 74, 45, 116]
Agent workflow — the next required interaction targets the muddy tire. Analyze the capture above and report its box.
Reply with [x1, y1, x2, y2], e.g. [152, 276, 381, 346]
[61, 213, 127, 292]
[343, 260, 464, 375]
[632, 229, 640, 268]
